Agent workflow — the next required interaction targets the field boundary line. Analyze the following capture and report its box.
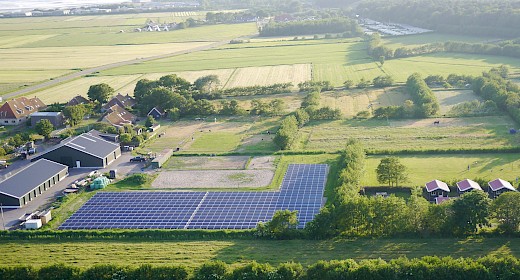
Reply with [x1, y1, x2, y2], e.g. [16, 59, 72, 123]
[222, 68, 238, 89]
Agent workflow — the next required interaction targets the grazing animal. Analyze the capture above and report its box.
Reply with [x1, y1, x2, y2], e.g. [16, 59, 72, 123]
[433, 121, 440, 125]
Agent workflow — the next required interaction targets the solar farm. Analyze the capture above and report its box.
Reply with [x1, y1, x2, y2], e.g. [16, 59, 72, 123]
[59, 164, 328, 230]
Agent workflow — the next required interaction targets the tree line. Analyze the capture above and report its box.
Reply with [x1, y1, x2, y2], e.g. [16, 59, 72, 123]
[307, 140, 520, 238]
[3, 255, 520, 280]
[356, 0, 520, 38]
[371, 73, 438, 119]
[473, 68, 520, 123]
[259, 18, 362, 37]
[274, 90, 341, 150]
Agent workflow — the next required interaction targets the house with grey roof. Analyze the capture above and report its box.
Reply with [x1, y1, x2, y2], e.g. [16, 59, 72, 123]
[32, 132, 121, 168]
[0, 159, 68, 208]
[30, 111, 64, 127]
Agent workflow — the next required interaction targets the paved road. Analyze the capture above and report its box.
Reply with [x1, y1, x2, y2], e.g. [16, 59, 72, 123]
[3, 38, 239, 100]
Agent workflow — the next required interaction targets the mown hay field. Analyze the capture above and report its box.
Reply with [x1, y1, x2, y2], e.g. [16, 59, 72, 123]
[320, 87, 409, 117]
[362, 153, 520, 186]
[223, 64, 311, 88]
[433, 89, 481, 115]
[105, 39, 520, 86]
[300, 116, 519, 152]
[32, 75, 142, 104]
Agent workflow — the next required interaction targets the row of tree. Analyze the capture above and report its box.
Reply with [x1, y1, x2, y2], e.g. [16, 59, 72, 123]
[259, 18, 362, 37]
[472, 68, 520, 123]
[307, 140, 520, 238]
[4, 255, 520, 280]
[405, 73, 439, 117]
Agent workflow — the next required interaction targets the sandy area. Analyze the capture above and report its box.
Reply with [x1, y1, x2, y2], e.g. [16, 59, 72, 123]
[151, 170, 274, 189]
[249, 156, 275, 169]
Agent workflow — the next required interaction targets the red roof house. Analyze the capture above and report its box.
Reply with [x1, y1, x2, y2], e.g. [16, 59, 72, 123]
[0, 97, 46, 126]
[102, 104, 136, 128]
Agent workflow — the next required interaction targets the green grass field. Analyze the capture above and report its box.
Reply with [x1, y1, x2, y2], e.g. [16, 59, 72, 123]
[300, 116, 519, 152]
[0, 237, 517, 268]
[382, 32, 495, 48]
[362, 154, 520, 186]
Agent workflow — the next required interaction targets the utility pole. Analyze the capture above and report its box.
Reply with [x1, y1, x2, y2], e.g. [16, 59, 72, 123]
[1, 203, 5, 231]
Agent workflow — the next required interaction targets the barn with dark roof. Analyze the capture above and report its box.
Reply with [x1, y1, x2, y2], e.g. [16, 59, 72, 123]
[32, 132, 121, 168]
[0, 159, 68, 208]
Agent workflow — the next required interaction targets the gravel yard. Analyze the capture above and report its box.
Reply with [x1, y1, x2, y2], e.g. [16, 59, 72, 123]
[151, 170, 275, 189]
[165, 156, 250, 170]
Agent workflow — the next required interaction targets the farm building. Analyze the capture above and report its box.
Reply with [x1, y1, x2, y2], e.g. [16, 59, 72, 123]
[67, 95, 88, 106]
[488, 178, 516, 199]
[30, 111, 64, 127]
[102, 104, 137, 128]
[0, 97, 46, 126]
[456, 179, 482, 194]
[425, 180, 450, 200]
[147, 107, 166, 119]
[0, 159, 68, 208]
[102, 93, 136, 111]
[32, 132, 121, 168]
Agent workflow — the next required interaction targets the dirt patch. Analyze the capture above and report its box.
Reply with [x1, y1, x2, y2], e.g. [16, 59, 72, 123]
[165, 156, 250, 170]
[248, 156, 275, 170]
[151, 170, 274, 189]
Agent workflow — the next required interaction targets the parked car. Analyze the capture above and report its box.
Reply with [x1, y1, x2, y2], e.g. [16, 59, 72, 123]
[27, 148, 36, 155]
[130, 156, 146, 162]
[0, 160, 7, 169]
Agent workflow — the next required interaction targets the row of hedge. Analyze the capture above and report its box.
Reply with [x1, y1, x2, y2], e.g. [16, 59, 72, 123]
[406, 73, 440, 117]
[220, 83, 292, 97]
[4, 255, 520, 280]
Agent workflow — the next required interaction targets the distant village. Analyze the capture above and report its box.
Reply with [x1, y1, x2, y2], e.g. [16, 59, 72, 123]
[0, 1, 200, 18]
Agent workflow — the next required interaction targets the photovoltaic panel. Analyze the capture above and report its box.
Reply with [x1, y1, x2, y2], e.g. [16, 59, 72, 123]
[59, 164, 328, 230]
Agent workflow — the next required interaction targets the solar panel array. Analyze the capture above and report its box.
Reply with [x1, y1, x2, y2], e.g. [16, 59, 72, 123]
[59, 164, 328, 230]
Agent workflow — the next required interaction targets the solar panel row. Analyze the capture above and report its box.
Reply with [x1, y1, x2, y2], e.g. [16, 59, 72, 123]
[59, 164, 328, 230]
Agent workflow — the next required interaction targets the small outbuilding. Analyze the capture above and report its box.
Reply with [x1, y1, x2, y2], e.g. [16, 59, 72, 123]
[32, 132, 121, 168]
[456, 179, 482, 195]
[488, 178, 516, 199]
[425, 179, 450, 201]
[30, 111, 64, 127]
[147, 107, 166, 119]
[0, 159, 68, 208]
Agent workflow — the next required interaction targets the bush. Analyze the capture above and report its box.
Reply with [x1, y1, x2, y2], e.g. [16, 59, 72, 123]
[124, 174, 151, 185]
[193, 261, 229, 280]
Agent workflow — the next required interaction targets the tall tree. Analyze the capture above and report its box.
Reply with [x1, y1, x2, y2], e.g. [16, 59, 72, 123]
[87, 83, 113, 104]
[451, 190, 491, 235]
[491, 192, 520, 234]
[194, 75, 221, 94]
[35, 119, 54, 140]
[376, 157, 408, 187]
[62, 105, 87, 126]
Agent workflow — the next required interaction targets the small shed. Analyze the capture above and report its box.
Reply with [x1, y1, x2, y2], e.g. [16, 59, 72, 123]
[151, 149, 173, 168]
[147, 107, 165, 119]
[456, 179, 482, 195]
[90, 176, 110, 190]
[488, 178, 516, 199]
[425, 180, 450, 200]
[30, 112, 64, 127]
[25, 219, 42, 229]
